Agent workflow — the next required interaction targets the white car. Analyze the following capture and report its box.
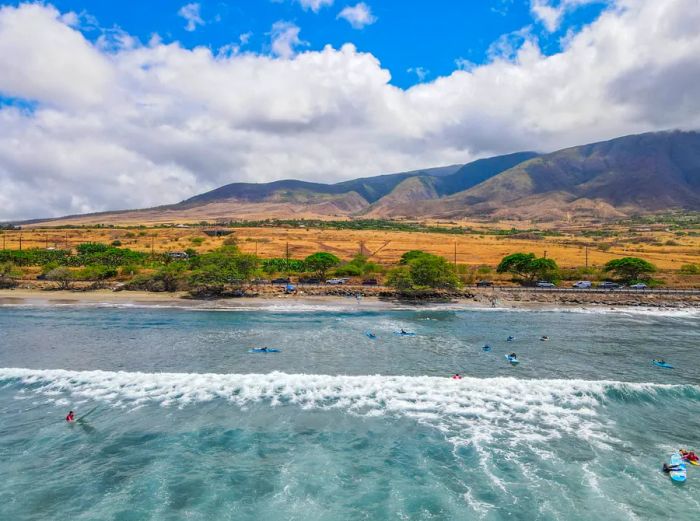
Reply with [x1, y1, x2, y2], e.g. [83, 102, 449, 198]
[572, 281, 592, 288]
[535, 281, 556, 288]
[326, 278, 345, 285]
[629, 283, 648, 289]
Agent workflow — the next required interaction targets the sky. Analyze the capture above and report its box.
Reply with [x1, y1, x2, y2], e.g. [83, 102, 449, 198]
[0, 0, 699, 220]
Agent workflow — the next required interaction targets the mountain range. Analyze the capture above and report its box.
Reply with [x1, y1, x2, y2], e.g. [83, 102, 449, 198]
[23, 130, 700, 225]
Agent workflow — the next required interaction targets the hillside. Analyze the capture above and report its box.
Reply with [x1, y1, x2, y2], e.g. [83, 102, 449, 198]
[18, 130, 700, 226]
[427, 130, 700, 220]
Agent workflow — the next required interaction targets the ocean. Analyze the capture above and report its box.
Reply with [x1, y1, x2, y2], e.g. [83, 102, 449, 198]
[1, 302, 698, 520]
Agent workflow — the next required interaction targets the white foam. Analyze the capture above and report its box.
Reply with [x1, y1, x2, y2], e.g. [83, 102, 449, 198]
[2, 368, 693, 452]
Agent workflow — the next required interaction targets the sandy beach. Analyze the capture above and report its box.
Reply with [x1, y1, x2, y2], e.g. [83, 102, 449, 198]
[1, 287, 698, 312]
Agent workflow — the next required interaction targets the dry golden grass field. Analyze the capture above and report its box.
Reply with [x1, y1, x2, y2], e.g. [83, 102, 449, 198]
[3, 223, 700, 273]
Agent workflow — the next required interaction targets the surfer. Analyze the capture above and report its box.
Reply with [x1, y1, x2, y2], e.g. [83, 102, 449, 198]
[452, 373, 462, 380]
[400, 329, 407, 335]
[663, 463, 683, 473]
[540, 335, 549, 341]
[509, 353, 517, 359]
[66, 411, 75, 422]
[680, 449, 699, 463]
[507, 336, 514, 342]
[260, 347, 269, 352]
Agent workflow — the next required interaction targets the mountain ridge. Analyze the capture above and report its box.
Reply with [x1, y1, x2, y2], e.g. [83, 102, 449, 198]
[15, 130, 700, 226]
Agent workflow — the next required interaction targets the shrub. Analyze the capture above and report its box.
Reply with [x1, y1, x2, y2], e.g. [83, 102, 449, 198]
[111, 240, 122, 247]
[190, 237, 205, 245]
[45, 267, 74, 290]
[679, 264, 700, 275]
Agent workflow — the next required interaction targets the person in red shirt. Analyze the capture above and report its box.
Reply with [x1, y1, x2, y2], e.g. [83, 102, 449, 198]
[66, 411, 75, 422]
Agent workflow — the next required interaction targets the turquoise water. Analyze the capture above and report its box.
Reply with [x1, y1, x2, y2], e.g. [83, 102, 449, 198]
[1, 303, 699, 520]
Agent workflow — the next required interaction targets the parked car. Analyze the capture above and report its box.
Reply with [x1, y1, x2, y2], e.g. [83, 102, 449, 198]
[572, 281, 592, 289]
[598, 281, 621, 289]
[535, 281, 556, 288]
[362, 279, 379, 286]
[476, 280, 493, 287]
[251, 279, 270, 285]
[630, 283, 648, 290]
[271, 278, 290, 284]
[298, 277, 321, 284]
[326, 278, 346, 285]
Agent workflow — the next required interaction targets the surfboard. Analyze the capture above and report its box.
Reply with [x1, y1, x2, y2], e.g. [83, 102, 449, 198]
[669, 452, 687, 482]
[394, 331, 416, 336]
[652, 360, 673, 369]
[505, 355, 519, 365]
[249, 348, 280, 353]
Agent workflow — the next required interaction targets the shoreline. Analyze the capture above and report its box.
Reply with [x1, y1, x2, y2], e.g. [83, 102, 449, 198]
[1, 288, 699, 314]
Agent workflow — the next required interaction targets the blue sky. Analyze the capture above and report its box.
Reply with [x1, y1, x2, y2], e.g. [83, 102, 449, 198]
[1, 0, 698, 220]
[16, 0, 607, 87]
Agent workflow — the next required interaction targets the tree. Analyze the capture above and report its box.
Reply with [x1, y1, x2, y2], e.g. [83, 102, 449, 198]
[386, 266, 414, 290]
[497, 253, 558, 282]
[409, 254, 460, 289]
[604, 257, 656, 282]
[45, 267, 74, 290]
[400, 250, 428, 265]
[304, 252, 340, 279]
[0, 262, 22, 289]
[387, 253, 459, 290]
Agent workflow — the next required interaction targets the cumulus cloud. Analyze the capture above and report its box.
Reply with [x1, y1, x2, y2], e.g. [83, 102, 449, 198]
[178, 2, 204, 32]
[337, 2, 377, 29]
[407, 67, 429, 82]
[296, 0, 334, 13]
[530, 0, 605, 32]
[0, 0, 699, 220]
[269, 21, 305, 58]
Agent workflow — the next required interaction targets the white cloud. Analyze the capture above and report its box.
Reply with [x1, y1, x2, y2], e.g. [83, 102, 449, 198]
[269, 21, 305, 59]
[296, 0, 334, 13]
[407, 67, 429, 82]
[178, 3, 204, 32]
[0, 0, 699, 220]
[530, 0, 605, 32]
[337, 2, 377, 29]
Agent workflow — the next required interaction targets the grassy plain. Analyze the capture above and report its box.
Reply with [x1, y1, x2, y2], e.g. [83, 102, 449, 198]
[4, 221, 700, 277]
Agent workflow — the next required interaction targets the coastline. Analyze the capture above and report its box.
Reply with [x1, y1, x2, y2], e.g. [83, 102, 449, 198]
[1, 287, 698, 313]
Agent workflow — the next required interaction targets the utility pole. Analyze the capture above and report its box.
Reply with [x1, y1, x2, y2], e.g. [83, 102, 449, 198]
[454, 241, 457, 270]
[543, 249, 547, 259]
[255, 240, 258, 256]
[285, 241, 290, 271]
[585, 245, 589, 268]
[151, 236, 155, 256]
[45, 234, 49, 249]
[19, 234, 22, 251]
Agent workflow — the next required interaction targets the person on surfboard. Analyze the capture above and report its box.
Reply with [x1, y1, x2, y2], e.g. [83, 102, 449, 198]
[66, 411, 75, 422]
[452, 373, 462, 380]
[662, 463, 682, 473]
[680, 449, 698, 463]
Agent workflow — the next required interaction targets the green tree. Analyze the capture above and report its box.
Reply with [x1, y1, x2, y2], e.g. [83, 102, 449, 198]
[386, 266, 414, 290]
[497, 253, 558, 282]
[0, 262, 22, 288]
[604, 257, 656, 282]
[409, 254, 460, 289]
[304, 252, 340, 279]
[45, 267, 74, 290]
[152, 263, 187, 292]
[400, 250, 428, 265]
[387, 253, 459, 290]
